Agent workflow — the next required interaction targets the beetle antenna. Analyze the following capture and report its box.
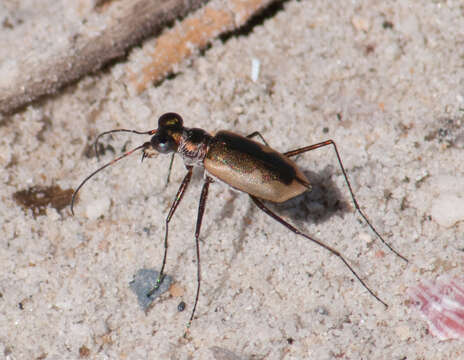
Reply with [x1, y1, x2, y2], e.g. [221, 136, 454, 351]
[71, 143, 147, 215]
[95, 129, 155, 160]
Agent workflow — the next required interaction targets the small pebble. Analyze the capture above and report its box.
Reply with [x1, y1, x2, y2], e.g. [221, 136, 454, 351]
[129, 268, 173, 311]
[251, 58, 260, 82]
[85, 196, 110, 220]
[430, 193, 464, 228]
[178, 301, 186, 312]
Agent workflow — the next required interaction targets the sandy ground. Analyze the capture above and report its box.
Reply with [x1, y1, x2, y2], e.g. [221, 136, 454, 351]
[1, 1, 464, 359]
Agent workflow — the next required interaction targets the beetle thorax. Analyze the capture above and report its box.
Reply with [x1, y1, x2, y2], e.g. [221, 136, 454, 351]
[177, 127, 211, 167]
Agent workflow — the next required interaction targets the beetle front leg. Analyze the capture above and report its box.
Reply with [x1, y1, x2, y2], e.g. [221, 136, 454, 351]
[147, 165, 193, 297]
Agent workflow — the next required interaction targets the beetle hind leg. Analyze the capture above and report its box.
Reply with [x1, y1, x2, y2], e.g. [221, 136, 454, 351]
[249, 195, 388, 308]
[284, 140, 407, 262]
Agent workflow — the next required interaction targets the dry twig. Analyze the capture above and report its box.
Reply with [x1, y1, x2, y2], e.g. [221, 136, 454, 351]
[0, 0, 277, 115]
[127, 0, 277, 94]
[0, 0, 207, 114]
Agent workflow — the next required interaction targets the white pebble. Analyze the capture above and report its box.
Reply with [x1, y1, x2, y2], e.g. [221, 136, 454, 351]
[251, 58, 260, 82]
[430, 193, 464, 228]
[85, 196, 111, 220]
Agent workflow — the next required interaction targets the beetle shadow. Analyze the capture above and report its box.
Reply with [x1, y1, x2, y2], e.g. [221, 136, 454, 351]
[264, 165, 353, 226]
[199, 165, 355, 304]
[201, 165, 354, 247]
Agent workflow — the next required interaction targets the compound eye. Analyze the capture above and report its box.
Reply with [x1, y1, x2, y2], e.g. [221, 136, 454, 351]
[151, 133, 175, 154]
[158, 137, 171, 153]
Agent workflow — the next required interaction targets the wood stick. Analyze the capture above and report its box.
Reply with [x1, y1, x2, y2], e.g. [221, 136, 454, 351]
[0, 0, 207, 115]
[0, 0, 276, 115]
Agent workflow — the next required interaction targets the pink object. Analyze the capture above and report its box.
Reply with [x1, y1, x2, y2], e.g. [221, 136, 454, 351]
[408, 276, 464, 340]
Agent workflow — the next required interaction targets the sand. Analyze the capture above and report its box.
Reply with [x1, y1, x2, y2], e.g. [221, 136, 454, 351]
[1, 1, 464, 359]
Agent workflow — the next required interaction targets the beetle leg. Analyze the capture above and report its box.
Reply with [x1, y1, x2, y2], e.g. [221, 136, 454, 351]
[147, 165, 193, 297]
[246, 131, 270, 147]
[250, 195, 388, 308]
[185, 176, 213, 333]
[284, 140, 407, 262]
[164, 153, 175, 188]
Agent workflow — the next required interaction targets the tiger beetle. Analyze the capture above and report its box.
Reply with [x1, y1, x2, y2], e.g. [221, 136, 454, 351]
[71, 112, 407, 332]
